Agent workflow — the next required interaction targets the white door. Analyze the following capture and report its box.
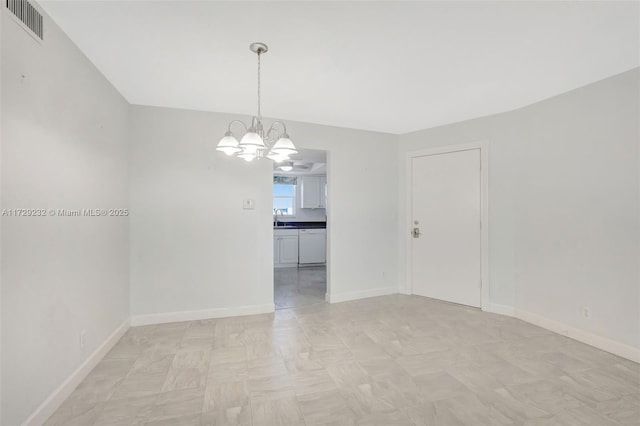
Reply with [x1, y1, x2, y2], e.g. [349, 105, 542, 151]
[411, 149, 481, 307]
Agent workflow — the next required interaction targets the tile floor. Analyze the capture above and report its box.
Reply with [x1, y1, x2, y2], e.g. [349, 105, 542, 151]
[45, 295, 639, 425]
[274, 266, 326, 310]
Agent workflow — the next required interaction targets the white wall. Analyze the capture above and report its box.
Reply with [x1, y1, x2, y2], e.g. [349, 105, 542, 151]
[129, 107, 274, 317]
[130, 106, 398, 317]
[1, 5, 130, 425]
[398, 68, 640, 350]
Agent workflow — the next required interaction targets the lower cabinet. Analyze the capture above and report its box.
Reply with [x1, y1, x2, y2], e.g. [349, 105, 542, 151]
[299, 229, 327, 264]
[274, 227, 327, 267]
[278, 235, 299, 264]
[274, 229, 299, 267]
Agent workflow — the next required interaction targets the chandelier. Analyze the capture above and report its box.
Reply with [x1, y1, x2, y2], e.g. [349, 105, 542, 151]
[216, 42, 298, 162]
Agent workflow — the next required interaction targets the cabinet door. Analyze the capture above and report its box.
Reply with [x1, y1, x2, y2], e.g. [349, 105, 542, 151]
[301, 176, 320, 208]
[279, 235, 299, 264]
[319, 176, 327, 208]
[273, 236, 280, 265]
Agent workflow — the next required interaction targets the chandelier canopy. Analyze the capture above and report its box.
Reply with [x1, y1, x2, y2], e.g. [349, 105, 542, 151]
[216, 43, 298, 163]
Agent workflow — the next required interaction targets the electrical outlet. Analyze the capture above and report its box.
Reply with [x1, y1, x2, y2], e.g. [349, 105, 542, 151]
[79, 330, 86, 348]
[582, 307, 591, 319]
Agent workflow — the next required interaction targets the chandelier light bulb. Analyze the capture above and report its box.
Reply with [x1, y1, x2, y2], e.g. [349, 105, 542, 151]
[267, 151, 289, 162]
[270, 134, 298, 156]
[242, 144, 259, 154]
[239, 129, 265, 149]
[238, 152, 255, 162]
[216, 132, 241, 155]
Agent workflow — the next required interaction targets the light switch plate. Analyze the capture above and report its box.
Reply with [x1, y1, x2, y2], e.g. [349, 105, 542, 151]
[243, 199, 255, 210]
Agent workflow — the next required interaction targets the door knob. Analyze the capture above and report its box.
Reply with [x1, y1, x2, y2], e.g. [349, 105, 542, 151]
[412, 227, 421, 238]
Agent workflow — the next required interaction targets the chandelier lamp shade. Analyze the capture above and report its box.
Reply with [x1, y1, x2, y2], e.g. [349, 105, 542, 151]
[216, 43, 298, 163]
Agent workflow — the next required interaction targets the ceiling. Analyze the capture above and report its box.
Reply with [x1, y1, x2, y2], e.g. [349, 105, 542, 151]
[40, 1, 639, 134]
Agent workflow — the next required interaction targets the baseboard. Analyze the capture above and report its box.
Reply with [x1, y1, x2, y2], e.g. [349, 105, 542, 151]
[329, 286, 397, 304]
[485, 303, 639, 363]
[484, 302, 516, 316]
[24, 318, 130, 426]
[130, 303, 275, 326]
[398, 284, 411, 295]
[514, 308, 640, 364]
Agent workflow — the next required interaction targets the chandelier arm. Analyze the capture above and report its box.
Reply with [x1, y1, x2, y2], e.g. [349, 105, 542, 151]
[265, 126, 281, 145]
[268, 121, 288, 135]
[227, 120, 248, 133]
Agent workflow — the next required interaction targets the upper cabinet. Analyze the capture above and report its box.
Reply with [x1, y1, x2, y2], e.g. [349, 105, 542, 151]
[319, 176, 327, 208]
[300, 176, 327, 209]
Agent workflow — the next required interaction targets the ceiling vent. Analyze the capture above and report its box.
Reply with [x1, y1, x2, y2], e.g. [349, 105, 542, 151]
[6, 0, 43, 40]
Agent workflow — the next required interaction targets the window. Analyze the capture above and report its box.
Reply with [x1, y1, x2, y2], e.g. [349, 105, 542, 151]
[273, 176, 297, 216]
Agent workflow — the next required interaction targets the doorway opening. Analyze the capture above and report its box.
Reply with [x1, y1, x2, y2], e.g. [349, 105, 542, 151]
[273, 149, 328, 310]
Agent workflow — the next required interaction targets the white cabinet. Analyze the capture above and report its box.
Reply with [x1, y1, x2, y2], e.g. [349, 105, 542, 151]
[300, 176, 327, 209]
[279, 236, 299, 264]
[319, 176, 327, 208]
[298, 229, 326, 264]
[274, 229, 298, 267]
[273, 236, 280, 264]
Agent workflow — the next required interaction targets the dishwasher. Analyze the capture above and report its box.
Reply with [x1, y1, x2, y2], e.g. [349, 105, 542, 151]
[298, 228, 327, 264]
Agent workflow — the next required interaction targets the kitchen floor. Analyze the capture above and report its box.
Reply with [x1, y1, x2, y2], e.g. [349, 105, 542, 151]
[44, 295, 640, 426]
[274, 265, 326, 310]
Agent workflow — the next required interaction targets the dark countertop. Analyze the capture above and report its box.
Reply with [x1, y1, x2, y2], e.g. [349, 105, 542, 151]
[274, 221, 326, 230]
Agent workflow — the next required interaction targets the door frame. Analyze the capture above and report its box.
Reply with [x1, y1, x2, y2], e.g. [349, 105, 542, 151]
[405, 141, 489, 310]
[324, 150, 332, 302]
[271, 149, 331, 308]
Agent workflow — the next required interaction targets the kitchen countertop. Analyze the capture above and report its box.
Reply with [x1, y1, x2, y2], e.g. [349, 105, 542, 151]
[274, 221, 326, 230]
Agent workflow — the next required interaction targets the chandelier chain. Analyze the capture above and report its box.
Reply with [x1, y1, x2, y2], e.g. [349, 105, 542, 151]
[257, 51, 261, 121]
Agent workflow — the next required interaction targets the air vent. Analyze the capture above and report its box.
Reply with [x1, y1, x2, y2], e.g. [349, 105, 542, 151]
[6, 0, 43, 40]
